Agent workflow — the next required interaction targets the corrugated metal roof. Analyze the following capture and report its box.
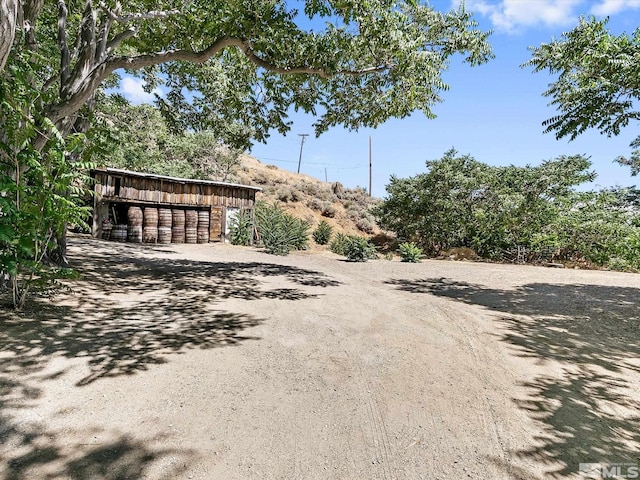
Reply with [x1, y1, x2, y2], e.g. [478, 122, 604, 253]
[91, 167, 262, 191]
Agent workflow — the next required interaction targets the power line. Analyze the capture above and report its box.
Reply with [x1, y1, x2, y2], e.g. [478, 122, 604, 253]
[253, 155, 366, 168]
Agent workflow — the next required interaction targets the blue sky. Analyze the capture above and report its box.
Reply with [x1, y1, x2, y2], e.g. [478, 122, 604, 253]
[119, 0, 640, 197]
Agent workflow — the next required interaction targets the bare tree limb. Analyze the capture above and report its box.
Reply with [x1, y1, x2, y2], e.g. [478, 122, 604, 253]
[22, 0, 44, 52]
[105, 27, 137, 54]
[95, 10, 113, 63]
[57, 0, 70, 86]
[63, 0, 97, 99]
[0, 0, 19, 71]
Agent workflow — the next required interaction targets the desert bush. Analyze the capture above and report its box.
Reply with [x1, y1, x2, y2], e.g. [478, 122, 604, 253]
[321, 202, 337, 218]
[229, 209, 253, 246]
[296, 181, 320, 197]
[308, 198, 324, 211]
[356, 217, 375, 234]
[398, 242, 423, 262]
[255, 202, 309, 255]
[290, 188, 304, 202]
[276, 186, 294, 202]
[252, 171, 270, 185]
[329, 233, 350, 255]
[313, 220, 333, 245]
[345, 236, 377, 262]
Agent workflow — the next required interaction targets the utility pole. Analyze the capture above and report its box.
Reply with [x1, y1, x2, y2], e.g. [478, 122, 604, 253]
[297, 134, 309, 174]
[369, 136, 372, 196]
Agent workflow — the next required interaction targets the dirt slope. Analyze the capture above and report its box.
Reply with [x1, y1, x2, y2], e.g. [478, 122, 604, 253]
[236, 154, 382, 239]
[1, 236, 639, 479]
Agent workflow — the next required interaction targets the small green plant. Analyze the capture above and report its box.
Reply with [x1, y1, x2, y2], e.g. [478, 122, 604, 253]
[345, 236, 377, 262]
[313, 220, 333, 245]
[255, 201, 309, 255]
[329, 233, 350, 255]
[229, 209, 253, 246]
[398, 242, 423, 262]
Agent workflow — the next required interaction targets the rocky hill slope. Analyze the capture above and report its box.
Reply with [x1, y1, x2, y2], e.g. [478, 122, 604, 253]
[235, 154, 382, 239]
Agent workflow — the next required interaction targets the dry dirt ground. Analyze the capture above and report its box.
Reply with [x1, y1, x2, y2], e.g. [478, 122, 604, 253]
[1, 235, 639, 480]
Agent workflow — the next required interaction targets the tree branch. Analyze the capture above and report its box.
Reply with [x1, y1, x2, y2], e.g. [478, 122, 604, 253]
[95, 9, 113, 63]
[46, 36, 394, 127]
[105, 27, 136, 54]
[57, 0, 70, 86]
[0, 0, 19, 71]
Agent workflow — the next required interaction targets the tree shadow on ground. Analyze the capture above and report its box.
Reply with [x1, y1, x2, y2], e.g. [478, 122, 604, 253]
[0, 361, 192, 480]
[0, 238, 341, 478]
[386, 277, 640, 478]
[1, 237, 341, 386]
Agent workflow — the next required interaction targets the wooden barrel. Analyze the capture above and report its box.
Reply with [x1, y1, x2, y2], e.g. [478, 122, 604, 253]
[127, 225, 142, 243]
[158, 208, 172, 228]
[127, 206, 143, 227]
[157, 226, 172, 244]
[197, 229, 209, 244]
[111, 224, 127, 242]
[197, 210, 210, 227]
[101, 223, 113, 240]
[171, 227, 185, 244]
[142, 226, 158, 243]
[185, 227, 197, 244]
[144, 207, 158, 227]
[172, 209, 185, 227]
[185, 210, 198, 228]
[197, 210, 210, 244]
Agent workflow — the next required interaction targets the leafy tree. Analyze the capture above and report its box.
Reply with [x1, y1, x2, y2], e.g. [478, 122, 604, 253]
[0, 0, 493, 305]
[90, 98, 243, 181]
[526, 17, 640, 175]
[374, 149, 597, 258]
[2, 0, 493, 150]
[0, 55, 91, 309]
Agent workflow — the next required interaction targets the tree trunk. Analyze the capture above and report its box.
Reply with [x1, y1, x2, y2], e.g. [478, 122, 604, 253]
[0, 0, 19, 71]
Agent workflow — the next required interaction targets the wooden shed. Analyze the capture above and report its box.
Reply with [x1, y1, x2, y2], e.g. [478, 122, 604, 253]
[90, 168, 261, 244]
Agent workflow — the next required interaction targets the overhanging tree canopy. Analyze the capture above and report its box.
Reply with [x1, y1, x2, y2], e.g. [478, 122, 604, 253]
[526, 16, 640, 175]
[1, 0, 493, 148]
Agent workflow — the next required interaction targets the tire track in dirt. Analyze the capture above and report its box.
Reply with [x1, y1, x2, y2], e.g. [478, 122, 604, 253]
[433, 299, 519, 479]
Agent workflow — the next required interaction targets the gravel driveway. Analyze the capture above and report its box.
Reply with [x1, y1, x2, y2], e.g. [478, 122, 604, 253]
[1, 235, 639, 479]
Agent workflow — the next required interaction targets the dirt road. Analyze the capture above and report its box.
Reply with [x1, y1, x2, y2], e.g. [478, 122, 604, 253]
[1, 236, 639, 479]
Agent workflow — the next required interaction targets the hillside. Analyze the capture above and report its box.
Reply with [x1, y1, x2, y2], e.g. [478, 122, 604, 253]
[235, 154, 383, 241]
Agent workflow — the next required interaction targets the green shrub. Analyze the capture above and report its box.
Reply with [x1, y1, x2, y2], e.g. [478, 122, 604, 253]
[255, 202, 309, 255]
[329, 233, 350, 255]
[345, 236, 377, 262]
[229, 209, 253, 246]
[313, 220, 333, 245]
[398, 242, 423, 262]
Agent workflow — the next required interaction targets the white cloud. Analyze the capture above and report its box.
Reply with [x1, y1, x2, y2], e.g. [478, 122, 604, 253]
[460, 0, 584, 32]
[120, 77, 162, 104]
[591, 0, 640, 16]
